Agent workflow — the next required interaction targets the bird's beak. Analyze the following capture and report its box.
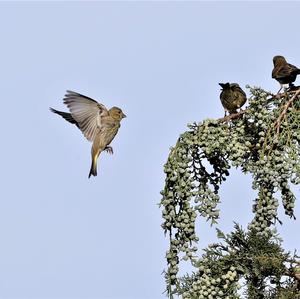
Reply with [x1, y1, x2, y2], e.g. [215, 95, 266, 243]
[122, 113, 127, 118]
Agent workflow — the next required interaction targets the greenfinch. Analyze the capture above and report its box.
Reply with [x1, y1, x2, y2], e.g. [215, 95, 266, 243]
[219, 83, 247, 116]
[50, 90, 126, 178]
[272, 55, 300, 91]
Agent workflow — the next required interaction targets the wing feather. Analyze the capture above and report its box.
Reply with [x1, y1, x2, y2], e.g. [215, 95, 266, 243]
[63, 90, 108, 141]
[275, 64, 300, 79]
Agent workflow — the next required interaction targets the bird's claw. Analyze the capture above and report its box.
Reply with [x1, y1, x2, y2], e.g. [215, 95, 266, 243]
[104, 146, 114, 154]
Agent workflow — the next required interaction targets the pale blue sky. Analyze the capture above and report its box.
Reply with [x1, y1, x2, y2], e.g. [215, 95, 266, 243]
[0, 2, 299, 299]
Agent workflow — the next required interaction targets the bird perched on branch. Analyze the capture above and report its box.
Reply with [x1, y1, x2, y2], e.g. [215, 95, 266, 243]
[219, 83, 247, 116]
[50, 90, 126, 178]
[272, 55, 300, 92]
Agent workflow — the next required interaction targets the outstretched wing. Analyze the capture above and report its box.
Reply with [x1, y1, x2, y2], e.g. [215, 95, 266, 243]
[63, 90, 109, 141]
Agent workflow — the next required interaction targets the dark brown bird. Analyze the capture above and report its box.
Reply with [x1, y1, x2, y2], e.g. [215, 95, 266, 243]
[272, 55, 300, 91]
[219, 83, 247, 116]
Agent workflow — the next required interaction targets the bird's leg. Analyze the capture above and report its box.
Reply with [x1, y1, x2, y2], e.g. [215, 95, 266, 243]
[104, 146, 114, 154]
[279, 83, 289, 95]
[288, 83, 297, 91]
[277, 86, 283, 94]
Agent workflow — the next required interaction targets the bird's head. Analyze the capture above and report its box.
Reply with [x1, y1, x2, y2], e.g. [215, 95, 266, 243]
[273, 55, 287, 66]
[219, 82, 231, 90]
[109, 107, 127, 121]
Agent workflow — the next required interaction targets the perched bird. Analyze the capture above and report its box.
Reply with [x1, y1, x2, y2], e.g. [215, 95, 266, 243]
[219, 83, 247, 116]
[50, 90, 126, 178]
[272, 55, 300, 91]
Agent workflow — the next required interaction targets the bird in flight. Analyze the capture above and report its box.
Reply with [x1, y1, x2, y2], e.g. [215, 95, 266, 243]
[50, 90, 126, 178]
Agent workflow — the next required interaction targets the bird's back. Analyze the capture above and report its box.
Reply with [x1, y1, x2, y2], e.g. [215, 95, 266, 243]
[220, 84, 246, 113]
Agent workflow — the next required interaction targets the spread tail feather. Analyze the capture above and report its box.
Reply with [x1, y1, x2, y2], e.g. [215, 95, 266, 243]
[49, 107, 79, 127]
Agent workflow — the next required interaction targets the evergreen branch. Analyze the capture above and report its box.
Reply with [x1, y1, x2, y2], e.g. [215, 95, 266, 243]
[274, 89, 300, 135]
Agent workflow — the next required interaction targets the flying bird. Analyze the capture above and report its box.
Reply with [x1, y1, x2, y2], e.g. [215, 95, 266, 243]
[50, 90, 126, 178]
[272, 55, 300, 92]
[219, 83, 247, 116]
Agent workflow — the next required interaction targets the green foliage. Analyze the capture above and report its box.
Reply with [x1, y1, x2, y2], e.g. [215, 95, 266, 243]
[160, 87, 300, 298]
[178, 225, 294, 299]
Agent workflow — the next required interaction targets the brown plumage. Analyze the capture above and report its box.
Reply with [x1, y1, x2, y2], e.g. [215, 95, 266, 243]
[272, 55, 300, 90]
[219, 83, 247, 115]
[50, 90, 126, 178]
